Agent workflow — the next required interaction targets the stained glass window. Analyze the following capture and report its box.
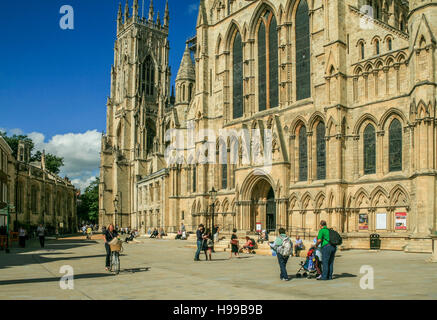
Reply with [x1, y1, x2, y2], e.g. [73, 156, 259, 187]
[142, 56, 154, 96]
[258, 21, 267, 112]
[364, 124, 376, 174]
[192, 165, 197, 193]
[299, 126, 308, 181]
[316, 122, 326, 180]
[296, 0, 311, 101]
[389, 119, 402, 172]
[222, 163, 228, 189]
[233, 32, 244, 119]
[269, 15, 279, 109]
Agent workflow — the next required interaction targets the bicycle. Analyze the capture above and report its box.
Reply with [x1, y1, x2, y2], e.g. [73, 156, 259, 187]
[109, 239, 123, 275]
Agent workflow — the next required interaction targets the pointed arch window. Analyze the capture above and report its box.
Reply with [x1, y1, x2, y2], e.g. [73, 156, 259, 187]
[296, 0, 311, 101]
[299, 125, 308, 181]
[142, 56, 155, 96]
[316, 122, 326, 180]
[360, 42, 365, 59]
[258, 11, 279, 111]
[389, 119, 402, 172]
[233, 32, 244, 119]
[363, 124, 376, 175]
[192, 165, 197, 193]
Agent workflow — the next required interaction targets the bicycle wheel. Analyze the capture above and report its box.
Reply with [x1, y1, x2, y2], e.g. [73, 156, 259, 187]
[112, 251, 120, 275]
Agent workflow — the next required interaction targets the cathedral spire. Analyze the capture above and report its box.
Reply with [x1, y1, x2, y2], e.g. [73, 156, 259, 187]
[176, 44, 195, 82]
[117, 3, 123, 28]
[156, 11, 161, 26]
[164, 0, 169, 28]
[132, 0, 139, 21]
[124, 0, 130, 23]
[148, 0, 154, 22]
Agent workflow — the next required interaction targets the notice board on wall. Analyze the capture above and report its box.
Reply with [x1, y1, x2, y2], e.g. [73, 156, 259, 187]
[376, 213, 387, 230]
[395, 212, 407, 230]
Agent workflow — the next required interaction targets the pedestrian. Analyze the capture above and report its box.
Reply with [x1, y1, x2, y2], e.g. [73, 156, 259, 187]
[294, 235, 304, 257]
[18, 226, 26, 248]
[37, 224, 45, 248]
[229, 228, 239, 259]
[316, 220, 336, 280]
[104, 224, 118, 271]
[202, 228, 213, 261]
[270, 228, 293, 281]
[181, 222, 186, 234]
[194, 224, 204, 261]
[213, 224, 219, 242]
[86, 225, 92, 240]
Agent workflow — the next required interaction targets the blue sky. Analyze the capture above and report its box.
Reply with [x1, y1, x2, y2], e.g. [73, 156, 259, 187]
[0, 0, 198, 190]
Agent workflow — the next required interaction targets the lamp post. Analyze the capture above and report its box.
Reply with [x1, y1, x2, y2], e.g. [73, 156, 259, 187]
[113, 195, 119, 230]
[209, 187, 217, 247]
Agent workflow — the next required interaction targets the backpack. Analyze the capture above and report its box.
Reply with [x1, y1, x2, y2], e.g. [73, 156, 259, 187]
[250, 238, 256, 247]
[277, 236, 293, 256]
[328, 229, 342, 246]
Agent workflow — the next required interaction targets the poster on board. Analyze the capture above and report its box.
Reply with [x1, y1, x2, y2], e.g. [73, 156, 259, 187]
[395, 212, 407, 230]
[376, 213, 387, 230]
[359, 214, 369, 230]
[256, 222, 262, 233]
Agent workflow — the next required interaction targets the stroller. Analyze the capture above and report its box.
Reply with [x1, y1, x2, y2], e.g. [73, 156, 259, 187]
[295, 246, 322, 279]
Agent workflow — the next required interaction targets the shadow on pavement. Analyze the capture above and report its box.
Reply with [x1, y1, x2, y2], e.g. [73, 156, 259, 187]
[121, 267, 151, 274]
[0, 272, 114, 286]
[333, 273, 357, 279]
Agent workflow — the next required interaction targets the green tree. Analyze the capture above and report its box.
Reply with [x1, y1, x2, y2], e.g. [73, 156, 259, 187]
[0, 131, 34, 158]
[77, 178, 99, 223]
[31, 151, 64, 175]
[0, 131, 64, 175]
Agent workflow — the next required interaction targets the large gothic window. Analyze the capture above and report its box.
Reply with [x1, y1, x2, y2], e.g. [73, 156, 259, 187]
[222, 163, 228, 189]
[233, 32, 244, 119]
[299, 126, 308, 181]
[364, 124, 376, 175]
[316, 122, 326, 180]
[258, 11, 279, 111]
[296, 0, 311, 101]
[389, 119, 402, 172]
[146, 120, 156, 154]
[142, 56, 155, 96]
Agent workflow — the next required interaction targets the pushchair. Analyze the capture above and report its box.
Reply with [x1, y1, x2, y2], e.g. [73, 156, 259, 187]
[295, 246, 322, 279]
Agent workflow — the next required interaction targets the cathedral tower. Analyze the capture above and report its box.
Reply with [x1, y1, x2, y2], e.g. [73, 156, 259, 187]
[100, 0, 171, 228]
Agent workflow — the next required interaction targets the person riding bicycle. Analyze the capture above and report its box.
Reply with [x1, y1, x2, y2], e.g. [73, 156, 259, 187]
[104, 224, 118, 271]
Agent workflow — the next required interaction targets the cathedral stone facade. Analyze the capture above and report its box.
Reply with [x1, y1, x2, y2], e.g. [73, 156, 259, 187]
[100, 0, 437, 252]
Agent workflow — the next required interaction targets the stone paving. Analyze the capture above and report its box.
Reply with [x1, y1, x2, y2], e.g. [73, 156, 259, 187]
[0, 236, 436, 300]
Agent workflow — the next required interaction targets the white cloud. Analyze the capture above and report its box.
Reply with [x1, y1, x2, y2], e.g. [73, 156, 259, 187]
[28, 130, 101, 191]
[187, 3, 197, 15]
[9, 128, 24, 136]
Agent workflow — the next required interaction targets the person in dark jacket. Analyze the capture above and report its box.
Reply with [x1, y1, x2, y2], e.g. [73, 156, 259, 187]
[194, 224, 204, 261]
[104, 224, 118, 271]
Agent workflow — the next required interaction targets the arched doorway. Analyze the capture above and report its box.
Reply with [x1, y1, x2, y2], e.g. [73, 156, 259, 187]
[250, 178, 276, 233]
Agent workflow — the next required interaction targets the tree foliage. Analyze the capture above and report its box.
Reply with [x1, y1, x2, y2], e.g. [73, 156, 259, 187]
[0, 131, 64, 175]
[77, 178, 99, 223]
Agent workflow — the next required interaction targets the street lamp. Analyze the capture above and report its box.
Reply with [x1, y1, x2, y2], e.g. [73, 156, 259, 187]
[209, 187, 218, 247]
[113, 195, 119, 229]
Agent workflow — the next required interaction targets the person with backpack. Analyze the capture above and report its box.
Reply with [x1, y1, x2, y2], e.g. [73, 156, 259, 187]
[315, 220, 342, 280]
[270, 228, 293, 281]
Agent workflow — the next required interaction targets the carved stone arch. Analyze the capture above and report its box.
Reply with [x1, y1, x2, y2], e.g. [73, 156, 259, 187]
[285, 0, 311, 23]
[353, 113, 379, 135]
[326, 116, 337, 136]
[288, 192, 299, 210]
[197, 200, 202, 214]
[396, 52, 406, 63]
[278, 4, 284, 25]
[354, 65, 363, 75]
[325, 50, 338, 75]
[354, 188, 370, 208]
[301, 191, 313, 209]
[385, 55, 395, 66]
[380, 108, 407, 131]
[191, 201, 197, 214]
[371, 35, 382, 45]
[216, 34, 223, 55]
[248, 0, 279, 38]
[370, 186, 389, 207]
[308, 112, 326, 131]
[374, 59, 384, 70]
[314, 192, 326, 209]
[364, 62, 373, 73]
[290, 116, 308, 135]
[327, 190, 335, 208]
[224, 20, 243, 52]
[417, 100, 429, 119]
[222, 197, 230, 213]
[389, 185, 409, 207]
[383, 34, 394, 44]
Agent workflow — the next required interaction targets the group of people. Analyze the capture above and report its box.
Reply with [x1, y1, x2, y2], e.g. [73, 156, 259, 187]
[15, 224, 47, 248]
[194, 224, 217, 261]
[148, 228, 166, 239]
[175, 223, 188, 240]
[270, 220, 338, 281]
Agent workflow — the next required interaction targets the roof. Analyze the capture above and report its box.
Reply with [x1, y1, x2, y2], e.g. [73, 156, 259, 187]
[176, 44, 195, 81]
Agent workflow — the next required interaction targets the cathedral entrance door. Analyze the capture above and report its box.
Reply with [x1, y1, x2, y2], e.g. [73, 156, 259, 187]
[266, 188, 276, 233]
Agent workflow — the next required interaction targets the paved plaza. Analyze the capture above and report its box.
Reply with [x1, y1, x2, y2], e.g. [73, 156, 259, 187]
[0, 236, 436, 300]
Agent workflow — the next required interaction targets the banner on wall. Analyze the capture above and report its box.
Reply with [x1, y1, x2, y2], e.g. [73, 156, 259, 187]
[359, 214, 369, 230]
[395, 212, 407, 230]
[256, 222, 262, 233]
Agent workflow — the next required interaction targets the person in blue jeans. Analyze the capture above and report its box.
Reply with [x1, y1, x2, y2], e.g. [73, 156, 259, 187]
[270, 228, 291, 281]
[315, 220, 336, 280]
[194, 224, 205, 261]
